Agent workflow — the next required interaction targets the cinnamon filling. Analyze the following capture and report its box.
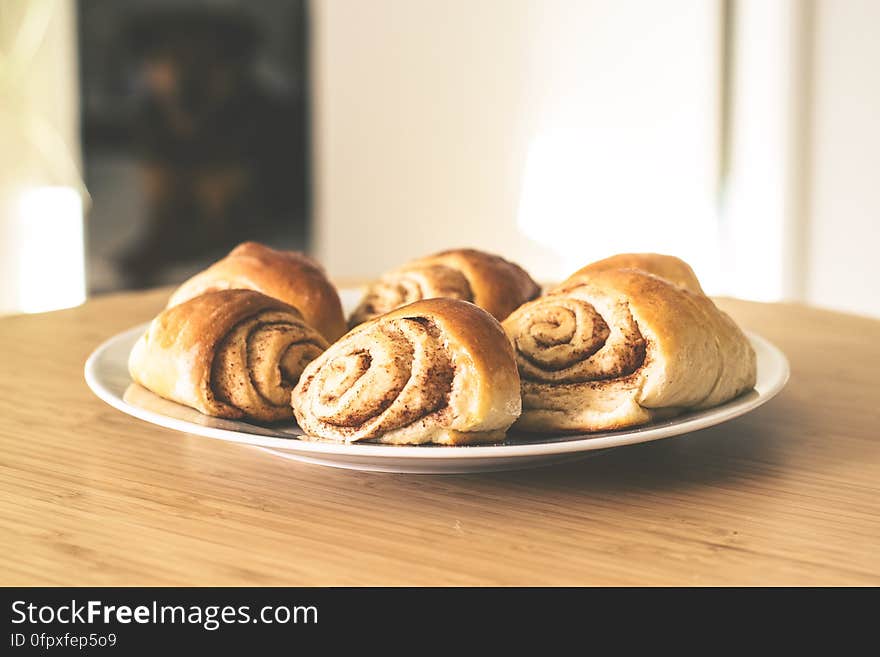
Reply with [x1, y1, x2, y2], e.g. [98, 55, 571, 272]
[350, 265, 473, 326]
[300, 316, 456, 438]
[211, 316, 327, 419]
[512, 298, 646, 384]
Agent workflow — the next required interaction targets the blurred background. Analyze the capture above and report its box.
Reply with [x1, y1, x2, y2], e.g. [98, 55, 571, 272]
[0, 0, 877, 317]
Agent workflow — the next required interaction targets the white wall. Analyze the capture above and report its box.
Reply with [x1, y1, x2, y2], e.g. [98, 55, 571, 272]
[313, 0, 880, 317]
[806, 0, 880, 318]
[311, 0, 722, 285]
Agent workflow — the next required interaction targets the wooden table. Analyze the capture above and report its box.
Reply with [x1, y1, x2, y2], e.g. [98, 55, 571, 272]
[1, 288, 878, 586]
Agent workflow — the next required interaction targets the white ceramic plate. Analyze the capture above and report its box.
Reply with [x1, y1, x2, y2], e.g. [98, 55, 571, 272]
[84, 289, 789, 473]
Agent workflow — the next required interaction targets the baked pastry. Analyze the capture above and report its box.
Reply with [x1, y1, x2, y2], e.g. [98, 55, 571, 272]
[502, 266, 756, 432]
[555, 252, 705, 295]
[292, 298, 522, 444]
[130, 289, 328, 422]
[167, 241, 346, 342]
[348, 248, 540, 327]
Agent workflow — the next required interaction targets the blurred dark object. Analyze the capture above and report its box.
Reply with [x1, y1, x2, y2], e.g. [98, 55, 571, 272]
[77, 0, 312, 293]
[113, 6, 308, 287]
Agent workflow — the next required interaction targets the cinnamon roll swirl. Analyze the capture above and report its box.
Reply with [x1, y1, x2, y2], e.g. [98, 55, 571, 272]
[168, 241, 346, 342]
[503, 268, 756, 432]
[129, 290, 328, 422]
[349, 248, 540, 328]
[292, 298, 522, 444]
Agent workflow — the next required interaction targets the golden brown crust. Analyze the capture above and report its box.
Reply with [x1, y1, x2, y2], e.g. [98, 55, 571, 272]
[349, 248, 540, 327]
[167, 242, 346, 342]
[503, 267, 756, 432]
[130, 289, 328, 422]
[293, 298, 522, 444]
[555, 253, 705, 295]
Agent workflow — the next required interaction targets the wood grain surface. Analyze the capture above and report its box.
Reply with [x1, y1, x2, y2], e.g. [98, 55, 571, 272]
[0, 287, 878, 585]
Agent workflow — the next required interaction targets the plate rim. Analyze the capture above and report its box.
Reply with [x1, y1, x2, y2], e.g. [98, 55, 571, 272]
[84, 322, 789, 460]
